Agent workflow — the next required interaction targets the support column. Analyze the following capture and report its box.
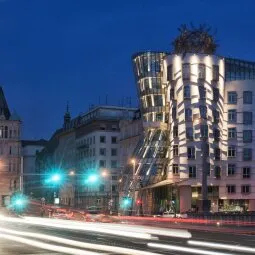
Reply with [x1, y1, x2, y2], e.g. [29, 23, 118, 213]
[179, 185, 192, 213]
[248, 199, 255, 211]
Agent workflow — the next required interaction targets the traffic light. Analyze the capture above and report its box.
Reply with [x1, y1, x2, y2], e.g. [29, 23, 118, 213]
[11, 194, 28, 212]
[121, 197, 132, 208]
[136, 199, 142, 205]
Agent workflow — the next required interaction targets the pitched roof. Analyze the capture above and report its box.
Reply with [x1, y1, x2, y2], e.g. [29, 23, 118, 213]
[0, 87, 10, 120]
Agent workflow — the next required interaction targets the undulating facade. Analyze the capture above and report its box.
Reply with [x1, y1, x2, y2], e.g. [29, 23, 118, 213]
[123, 33, 255, 214]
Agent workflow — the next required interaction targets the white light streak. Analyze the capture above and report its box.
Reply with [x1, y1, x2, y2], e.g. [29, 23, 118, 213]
[147, 243, 235, 255]
[188, 240, 255, 253]
[0, 227, 160, 255]
[0, 233, 101, 255]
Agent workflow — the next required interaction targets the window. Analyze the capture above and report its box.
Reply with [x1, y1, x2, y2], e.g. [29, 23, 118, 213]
[185, 108, 192, 121]
[93, 136, 95, 144]
[170, 88, 175, 99]
[173, 126, 178, 137]
[112, 175, 118, 181]
[189, 166, 196, 178]
[99, 148, 106, 156]
[154, 95, 163, 106]
[147, 96, 152, 107]
[228, 110, 237, 123]
[212, 65, 219, 81]
[111, 148, 117, 156]
[182, 63, 190, 79]
[100, 136, 106, 143]
[172, 107, 176, 120]
[213, 88, 219, 102]
[111, 160, 117, 168]
[93, 148, 95, 156]
[4, 126, 8, 139]
[156, 113, 163, 121]
[227, 185, 236, 194]
[243, 130, 252, 143]
[199, 105, 207, 119]
[99, 160, 106, 168]
[198, 64, 206, 80]
[183, 85, 190, 99]
[227, 164, 235, 176]
[173, 145, 178, 156]
[186, 127, 193, 140]
[228, 128, 236, 139]
[243, 148, 252, 161]
[99, 185, 105, 192]
[167, 65, 173, 81]
[112, 185, 117, 192]
[199, 86, 206, 99]
[187, 146, 195, 159]
[214, 166, 221, 178]
[213, 110, 220, 123]
[243, 167, 251, 178]
[111, 136, 117, 144]
[228, 146, 236, 157]
[213, 128, 220, 141]
[241, 185, 250, 194]
[173, 164, 179, 175]
[243, 112, 252, 125]
[243, 91, 252, 104]
[9, 146, 12, 155]
[200, 125, 208, 138]
[214, 148, 220, 160]
[228, 91, 237, 104]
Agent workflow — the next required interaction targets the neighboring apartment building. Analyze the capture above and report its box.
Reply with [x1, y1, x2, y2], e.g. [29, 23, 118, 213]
[21, 139, 47, 197]
[36, 105, 137, 211]
[124, 27, 255, 214]
[0, 87, 22, 207]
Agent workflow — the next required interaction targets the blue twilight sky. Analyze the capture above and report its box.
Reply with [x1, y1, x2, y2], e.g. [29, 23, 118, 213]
[0, 0, 255, 139]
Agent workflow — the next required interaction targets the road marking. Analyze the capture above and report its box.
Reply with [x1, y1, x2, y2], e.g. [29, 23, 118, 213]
[147, 242, 236, 255]
[188, 240, 255, 253]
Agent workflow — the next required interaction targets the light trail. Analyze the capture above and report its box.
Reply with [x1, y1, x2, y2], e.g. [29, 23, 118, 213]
[0, 232, 102, 255]
[188, 240, 255, 253]
[147, 242, 236, 255]
[0, 227, 161, 255]
[0, 216, 155, 240]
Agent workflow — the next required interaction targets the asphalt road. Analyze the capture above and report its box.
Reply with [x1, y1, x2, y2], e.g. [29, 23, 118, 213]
[0, 216, 254, 255]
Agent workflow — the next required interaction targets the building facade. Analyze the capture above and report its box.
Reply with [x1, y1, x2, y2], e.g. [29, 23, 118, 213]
[36, 105, 137, 211]
[21, 139, 47, 197]
[124, 31, 255, 214]
[0, 87, 22, 207]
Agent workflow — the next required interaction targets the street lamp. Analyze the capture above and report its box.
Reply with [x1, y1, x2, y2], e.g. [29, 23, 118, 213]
[101, 169, 113, 214]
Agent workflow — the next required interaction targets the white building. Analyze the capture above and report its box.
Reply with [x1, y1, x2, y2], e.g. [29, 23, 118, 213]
[127, 34, 255, 214]
[21, 139, 47, 197]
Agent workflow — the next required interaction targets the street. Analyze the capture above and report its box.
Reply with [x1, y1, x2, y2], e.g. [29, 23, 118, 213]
[0, 216, 254, 255]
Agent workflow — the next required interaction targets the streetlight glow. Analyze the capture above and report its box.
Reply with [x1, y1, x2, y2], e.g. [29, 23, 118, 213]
[87, 174, 98, 183]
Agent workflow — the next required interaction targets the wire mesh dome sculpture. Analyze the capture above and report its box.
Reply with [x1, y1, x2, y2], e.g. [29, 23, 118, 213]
[173, 24, 218, 54]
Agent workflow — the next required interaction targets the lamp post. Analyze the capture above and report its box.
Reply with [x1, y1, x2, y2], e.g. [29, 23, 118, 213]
[131, 159, 137, 215]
